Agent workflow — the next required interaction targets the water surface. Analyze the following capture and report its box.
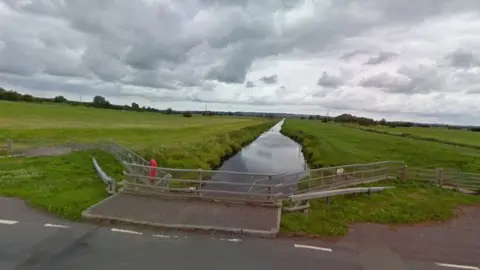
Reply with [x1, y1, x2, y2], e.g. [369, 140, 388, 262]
[206, 119, 308, 195]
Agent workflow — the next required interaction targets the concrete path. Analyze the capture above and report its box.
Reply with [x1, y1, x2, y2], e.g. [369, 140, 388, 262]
[82, 193, 281, 236]
[1, 197, 479, 270]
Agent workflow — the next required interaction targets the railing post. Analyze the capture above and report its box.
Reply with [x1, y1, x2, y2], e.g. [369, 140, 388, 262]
[457, 170, 462, 191]
[267, 175, 272, 200]
[401, 164, 408, 181]
[436, 168, 444, 186]
[198, 169, 203, 189]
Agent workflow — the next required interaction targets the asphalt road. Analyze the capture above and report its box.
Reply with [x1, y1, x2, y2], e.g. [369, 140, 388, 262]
[1, 197, 478, 270]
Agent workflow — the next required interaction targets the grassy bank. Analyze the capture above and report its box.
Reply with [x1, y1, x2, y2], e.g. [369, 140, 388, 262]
[0, 150, 124, 220]
[281, 119, 480, 172]
[281, 180, 480, 236]
[280, 119, 480, 236]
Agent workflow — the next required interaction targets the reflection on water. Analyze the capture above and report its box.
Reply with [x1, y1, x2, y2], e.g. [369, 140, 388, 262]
[205, 119, 308, 194]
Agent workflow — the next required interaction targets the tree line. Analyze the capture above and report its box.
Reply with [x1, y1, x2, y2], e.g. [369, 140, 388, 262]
[0, 87, 277, 118]
[300, 113, 480, 132]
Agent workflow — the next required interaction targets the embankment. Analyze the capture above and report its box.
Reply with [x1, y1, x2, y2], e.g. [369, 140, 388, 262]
[141, 120, 278, 170]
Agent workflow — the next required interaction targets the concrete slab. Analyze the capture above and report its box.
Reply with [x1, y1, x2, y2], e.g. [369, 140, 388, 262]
[82, 192, 281, 237]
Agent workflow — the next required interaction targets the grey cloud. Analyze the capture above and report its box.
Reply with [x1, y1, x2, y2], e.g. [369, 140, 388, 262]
[446, 49, 480, 68]
[360, 73, 408, 89]
[245, 81, 255, 88]
[317, 72, 344, 88]
[364, 52, 397, 65]
[340, 49, 370, 60]
[1, 0, 479, 105]
[260, 74, 278, 84]
[360, 66, 444, 94]
[467, 87, 480, 94]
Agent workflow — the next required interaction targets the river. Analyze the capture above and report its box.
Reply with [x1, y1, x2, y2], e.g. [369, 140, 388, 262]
[205, 119, 308, 195]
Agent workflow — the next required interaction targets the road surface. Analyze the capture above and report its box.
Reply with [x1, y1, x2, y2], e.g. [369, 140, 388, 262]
[1, 197, 479, 270]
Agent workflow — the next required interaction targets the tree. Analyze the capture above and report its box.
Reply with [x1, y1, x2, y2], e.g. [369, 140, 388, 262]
[165, 108, 173, 114]
[182, 111, 192, 117]
[131, 102, 140, 110]
[379, 118, 387, 126]
[53, 96, 67, 103]
[92, 95, 110, 108]
[23, 94, 34, 102]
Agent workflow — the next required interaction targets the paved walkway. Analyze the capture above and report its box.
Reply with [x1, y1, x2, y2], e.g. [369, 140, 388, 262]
[83, 193, 281, 236]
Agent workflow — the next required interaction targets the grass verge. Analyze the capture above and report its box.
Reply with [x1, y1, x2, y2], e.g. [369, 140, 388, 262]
[281, 180, 480, 236]
[0, 150, 124, 220]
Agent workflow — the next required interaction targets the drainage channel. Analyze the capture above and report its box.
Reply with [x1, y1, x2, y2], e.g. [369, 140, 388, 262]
[205, 119, 308, 195]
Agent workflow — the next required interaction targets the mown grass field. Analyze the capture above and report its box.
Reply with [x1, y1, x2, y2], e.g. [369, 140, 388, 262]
[359, 125, 480, 149]
[281, 119, 480, 172]
[0, 101, 275, 219]
[280, 119, 480, 236]
[0, 101, 276, 169]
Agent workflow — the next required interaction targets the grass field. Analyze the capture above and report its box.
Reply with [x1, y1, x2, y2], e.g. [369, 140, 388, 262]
[0, 101, 276, 169]
[281, 119, 480, 172]
[280, 119, 480, 236]
[0, 150, 124, 220]
[281, 180, 480, 236]
[358, 125, 480, 149]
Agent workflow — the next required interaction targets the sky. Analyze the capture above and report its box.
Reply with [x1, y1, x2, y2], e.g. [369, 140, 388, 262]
[1, 0, 480, 125]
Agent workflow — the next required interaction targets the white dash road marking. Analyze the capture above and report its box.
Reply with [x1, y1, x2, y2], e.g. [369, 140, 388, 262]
[111, 228, 143, 235]
[294, 244, 332, 252]
[153, 234, 171, 238]
[0, 219, 18, 225]
[227, 238, 242, 242]
[435, 262, 480, 270]
[44, 223, 69, 228]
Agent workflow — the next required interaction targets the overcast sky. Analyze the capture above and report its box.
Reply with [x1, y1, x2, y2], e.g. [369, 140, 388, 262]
[1, 0, 480, 125]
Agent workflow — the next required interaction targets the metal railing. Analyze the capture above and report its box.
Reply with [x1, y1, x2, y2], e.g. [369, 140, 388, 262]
[278, 161, 405, 195]
[97, 139, 173, 186]
[121, 163, 284, 204]
[92, 157, 116, 195]
[408, 167, 480, 193]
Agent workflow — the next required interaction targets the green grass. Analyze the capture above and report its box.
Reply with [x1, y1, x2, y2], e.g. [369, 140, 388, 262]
[0, 101, 276, 169]
[281, 119, 480, 172]
[280, 119, 480, 236]
[0, 150, 124, 220]
[356, 125, 480, 149]
[281, 180, 480, 236]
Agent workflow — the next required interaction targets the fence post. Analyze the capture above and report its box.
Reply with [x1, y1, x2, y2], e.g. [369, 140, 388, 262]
[457, 171, 462, 191]
[401, 164, 408, 181]
[267, 175, 272, 200]
[198, 169, 203, 189]
[436, 168, 444, 186]
[7, 139, 12, 155]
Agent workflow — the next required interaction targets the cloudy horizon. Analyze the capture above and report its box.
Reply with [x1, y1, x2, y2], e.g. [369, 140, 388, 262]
[1, 0, 480, 125]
